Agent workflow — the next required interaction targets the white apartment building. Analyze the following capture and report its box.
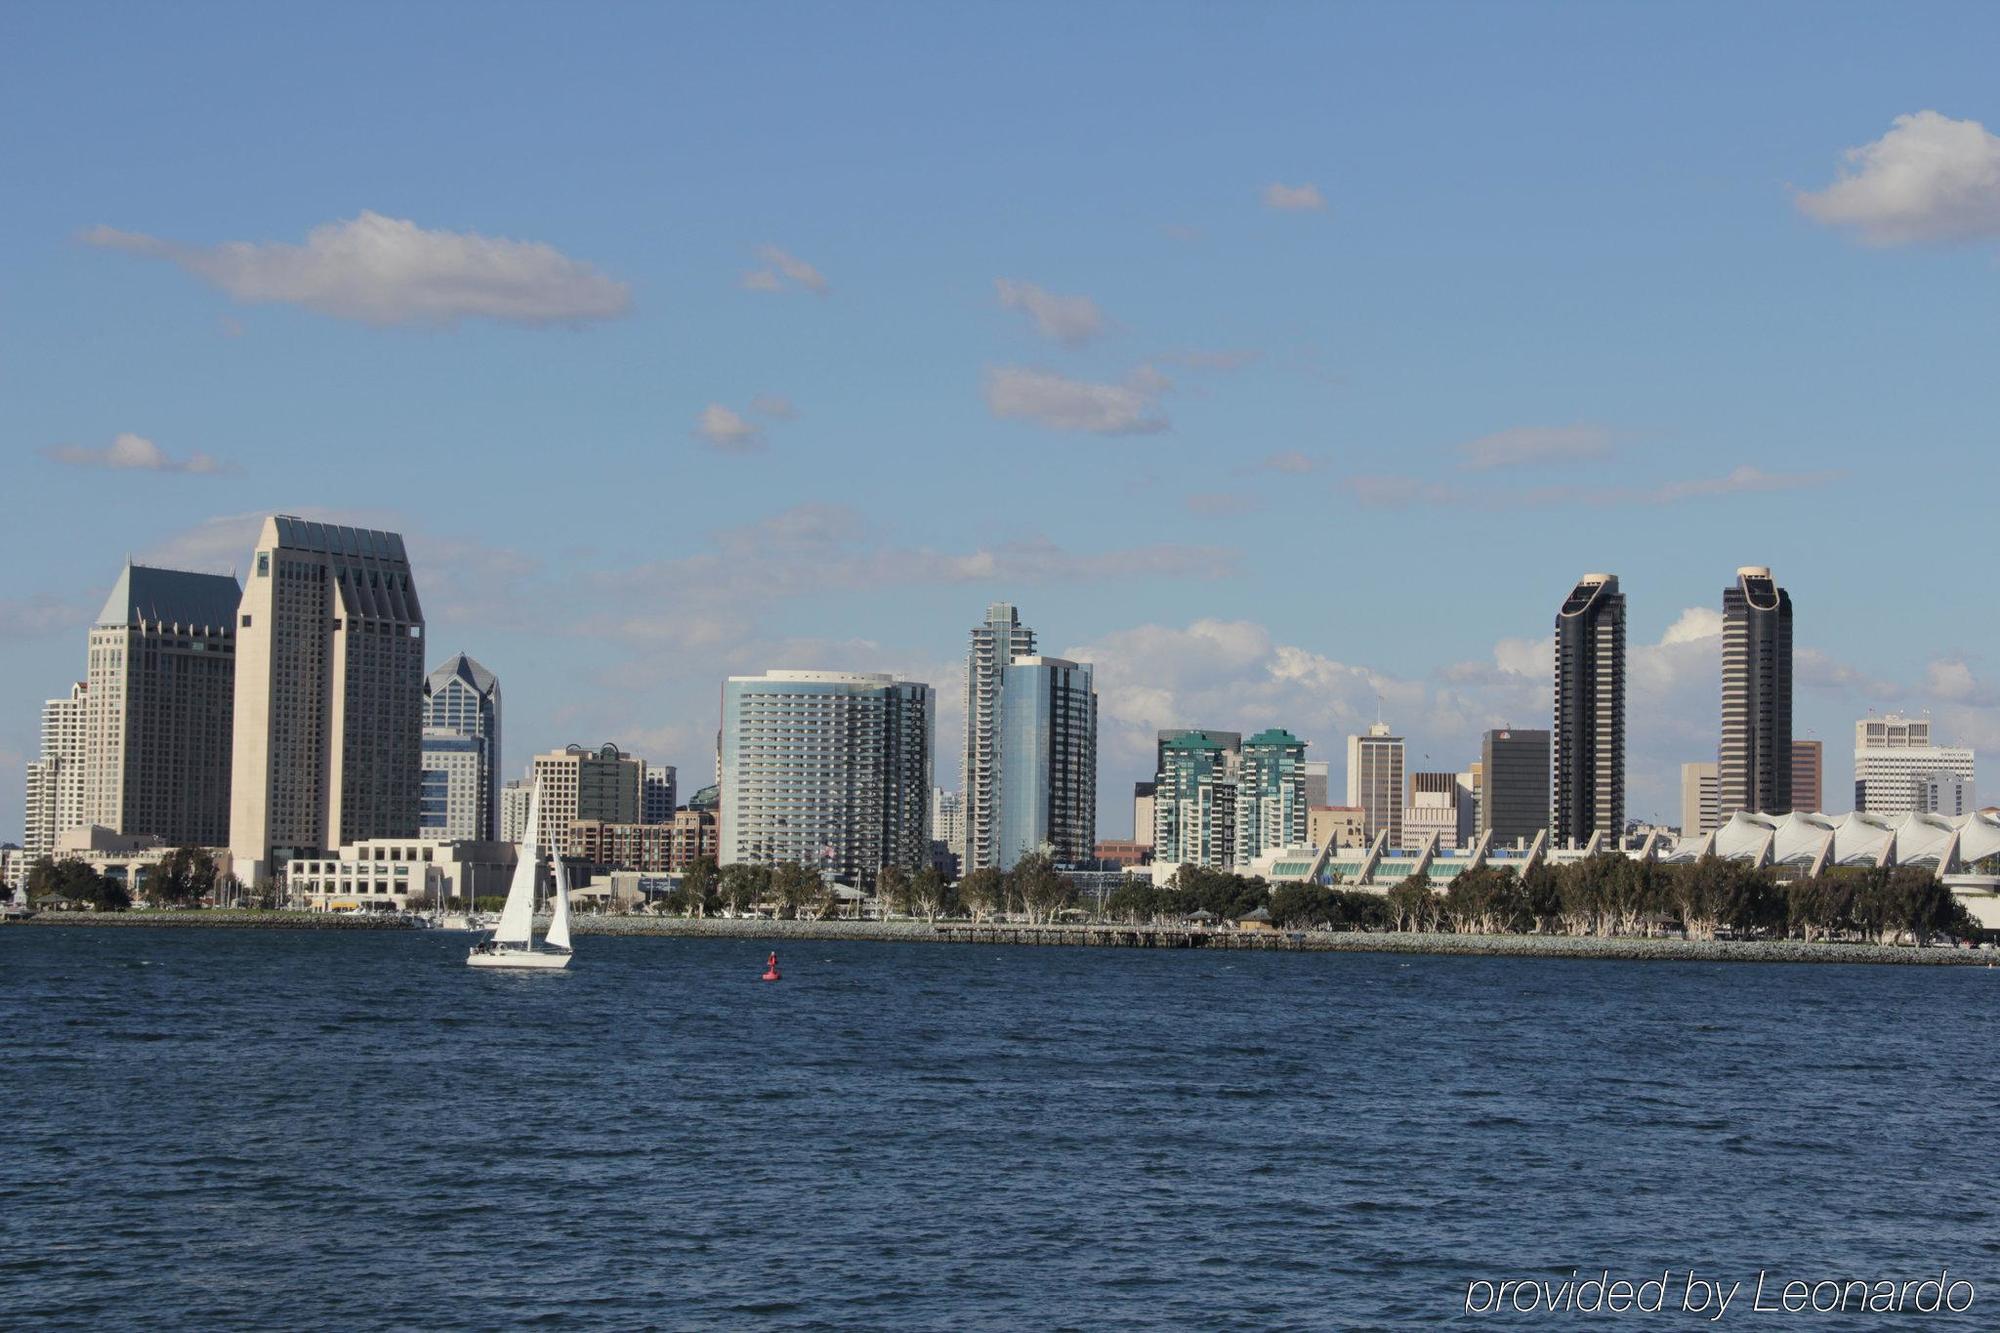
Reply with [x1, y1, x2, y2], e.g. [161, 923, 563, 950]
[23, 683, 88, 857]
[1854, 714, 1975, 816]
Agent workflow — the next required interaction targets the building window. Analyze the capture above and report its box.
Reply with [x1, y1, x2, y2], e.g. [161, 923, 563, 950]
[241, 615, 252, 627]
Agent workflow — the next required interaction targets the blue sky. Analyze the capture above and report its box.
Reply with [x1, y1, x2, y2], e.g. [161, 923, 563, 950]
[5, 1, 2000, 840]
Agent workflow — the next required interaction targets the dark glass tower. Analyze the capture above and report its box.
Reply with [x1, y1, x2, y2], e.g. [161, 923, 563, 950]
[1552, 573, 1626, 845]
[1719, 566, 1793, 817]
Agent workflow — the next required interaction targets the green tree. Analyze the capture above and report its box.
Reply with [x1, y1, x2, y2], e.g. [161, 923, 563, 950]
[960, 867, 1005, 922]
[876, 865, 914, 918]
[909, 866, 954, 923]
[771, 862, 818, 920]
[720, 863, 770, 917]
[681, 858, 719, 918]
[1385, 874, 1438, 932]
[1009, 852, 1076, 924]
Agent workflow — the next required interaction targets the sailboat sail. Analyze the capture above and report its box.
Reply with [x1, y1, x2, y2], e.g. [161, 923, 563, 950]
[546, 849, 573, 952]
[492, 784, 540, 946]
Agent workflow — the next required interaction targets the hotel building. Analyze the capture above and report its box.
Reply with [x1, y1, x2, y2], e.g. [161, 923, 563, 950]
[1551, 572, 1625, 846]
[1854, 714, 1975, 816]
[421, 653, 502, 842]
[995, 656, 1097, 869]
[1719, 566, 1793, 817]
[963, 603, 1036, 871]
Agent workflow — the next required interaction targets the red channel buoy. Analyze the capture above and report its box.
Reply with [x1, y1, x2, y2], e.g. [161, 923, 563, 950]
[761, 951, 781, 982]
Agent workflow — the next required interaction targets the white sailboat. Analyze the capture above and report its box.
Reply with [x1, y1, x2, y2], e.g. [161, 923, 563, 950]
[467, 782, 574, 970]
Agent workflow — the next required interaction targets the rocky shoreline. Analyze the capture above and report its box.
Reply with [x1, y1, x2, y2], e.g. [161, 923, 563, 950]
[9, 909, 1994, 965]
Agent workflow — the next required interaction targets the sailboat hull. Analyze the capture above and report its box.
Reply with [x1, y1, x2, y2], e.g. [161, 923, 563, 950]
[467, 947, 572, 970]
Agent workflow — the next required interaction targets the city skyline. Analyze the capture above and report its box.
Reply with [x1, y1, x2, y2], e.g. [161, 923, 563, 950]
[6, 6, 2000, 841]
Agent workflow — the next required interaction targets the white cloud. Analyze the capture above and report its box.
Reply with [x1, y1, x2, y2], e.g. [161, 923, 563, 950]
[1340, 475, 1467, 508]
[1183, 491, 1258, 517]
[82, 212, 632, 328]
[1649, 465, 1840, 503]
[1345, 465, 1837, 509]
[1262, 182, 1326, 212]
[749, 393, 797, 420]
[1458, 423, 1613, 470]
[994, 278, 1106, 345]
[43, 432, 226, 475]
[1253, 450, 1321, 475]
[694, 404, 764, 453]
[1796, 111, 2000, 245]
[1658, 606, 1723, 645]
[742, 244, 829, 295]
[0, 596, 90, 638]
[984, 365, 1169, 435]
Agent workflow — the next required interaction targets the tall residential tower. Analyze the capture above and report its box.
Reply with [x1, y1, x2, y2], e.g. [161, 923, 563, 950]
[962, 603, 1036, 870]
[1718, 566, 1792, 818]
[421, 652, 502, 842]
[1551, 572, 1625, 845]
[995, 657, 1097, 868]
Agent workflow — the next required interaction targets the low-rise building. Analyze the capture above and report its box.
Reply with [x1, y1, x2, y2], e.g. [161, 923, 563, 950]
[1307, 805, 1367, 851]
[1093, 838, 1151, 868]
[288, 838, 516, 912]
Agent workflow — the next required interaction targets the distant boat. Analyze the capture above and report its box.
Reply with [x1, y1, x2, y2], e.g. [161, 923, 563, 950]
[467, 782, 573, 970]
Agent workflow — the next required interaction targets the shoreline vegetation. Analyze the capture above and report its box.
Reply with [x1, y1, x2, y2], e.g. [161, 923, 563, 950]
[7, 909, 1994, 966]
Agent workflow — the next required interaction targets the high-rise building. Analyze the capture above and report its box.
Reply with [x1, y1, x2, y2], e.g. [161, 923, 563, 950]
[419, 730, 485, 842]
[1680, 761, 1720, 835]
[1346, 723, 1405, 846]
[1153, 732, 1235, 871]
[23, 683, 88, 857]
[1480, 728, 1550, 847]
[995, 657, 1097, 868]
[1237, 729, 1307, 866]
[532, 743, 644, 856]
[1854, 714, 1975, 815]
[1791, 740, 1823, 814]
[499, 779, 534, 844]
[1302, 759, 1330, 809]
[1719, 566, 1793, 818]
[228, 517, 426, 884]
[1157, 729, 1242, 776]
[1551, 572, 1625, 846]
[1132, 782, 1156, 847]
[80, 563, 241, 848]
[962, 603, 1037, 872]
[1918, 771, 1974, 817]
[1404, 771, 1473, 851]
[720, 670, 934, 881]
[641, 766, 678, 825]
[421, 653, 501, 841]
[930, 788, 965, 871]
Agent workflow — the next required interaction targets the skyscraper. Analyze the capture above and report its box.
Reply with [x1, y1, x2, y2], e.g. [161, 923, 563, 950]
[532, 743, 644, 855]
[1237, 729, 1307, 866]
[1346, 723, 1405, 846]
[1153, 732, 1235, 871]
[228, 516, 426, 883]
[23, 683, 87, 857]
[1480, 728, 1550, 847]
[995, 656, 1097, 868]
[720, 670, 934, 881]
[641, 765, 678, 825]
[419, 652, 502, 842]
[1790, 740, 1823, 814]
[1551, 572, 1625, 845]
[80, 563, 241, 848]
[1719, 566, 1793, 818]
[962, 603, 1036, 871]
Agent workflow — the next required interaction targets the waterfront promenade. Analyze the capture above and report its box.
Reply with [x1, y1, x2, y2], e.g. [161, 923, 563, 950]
[7, 909, 1993, 965]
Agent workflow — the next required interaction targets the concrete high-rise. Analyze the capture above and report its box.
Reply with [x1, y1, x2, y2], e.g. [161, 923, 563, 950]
[23, 683, 88, 857]
[532, 743, 644, 856]
[1790, 740, 1823, 814]
[1680, 761, 1720, 835]
[421, 653, 502, 841]
[1718, 566, 1792, 818]
[962, 603, 1036, 871]
[1551, 572, 1625, 845]
[1237, 729, 1307, 866]
[641, 766, 678, 825]
[80, 564, 241, 848]
[1854, 714, 1974, 815]
[1153, 732, 1235, 872]
[1346, 723, 1405, 846]
[1480, 728, 1550, 847]
[1404, 771, 1474, 851]
[995, 656, 1097, 868]
[228, 517, 426, 883]
[720, 670, 934, 881]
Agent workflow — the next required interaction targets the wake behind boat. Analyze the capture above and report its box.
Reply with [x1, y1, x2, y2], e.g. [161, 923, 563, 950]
[468, 781, 574, 970]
